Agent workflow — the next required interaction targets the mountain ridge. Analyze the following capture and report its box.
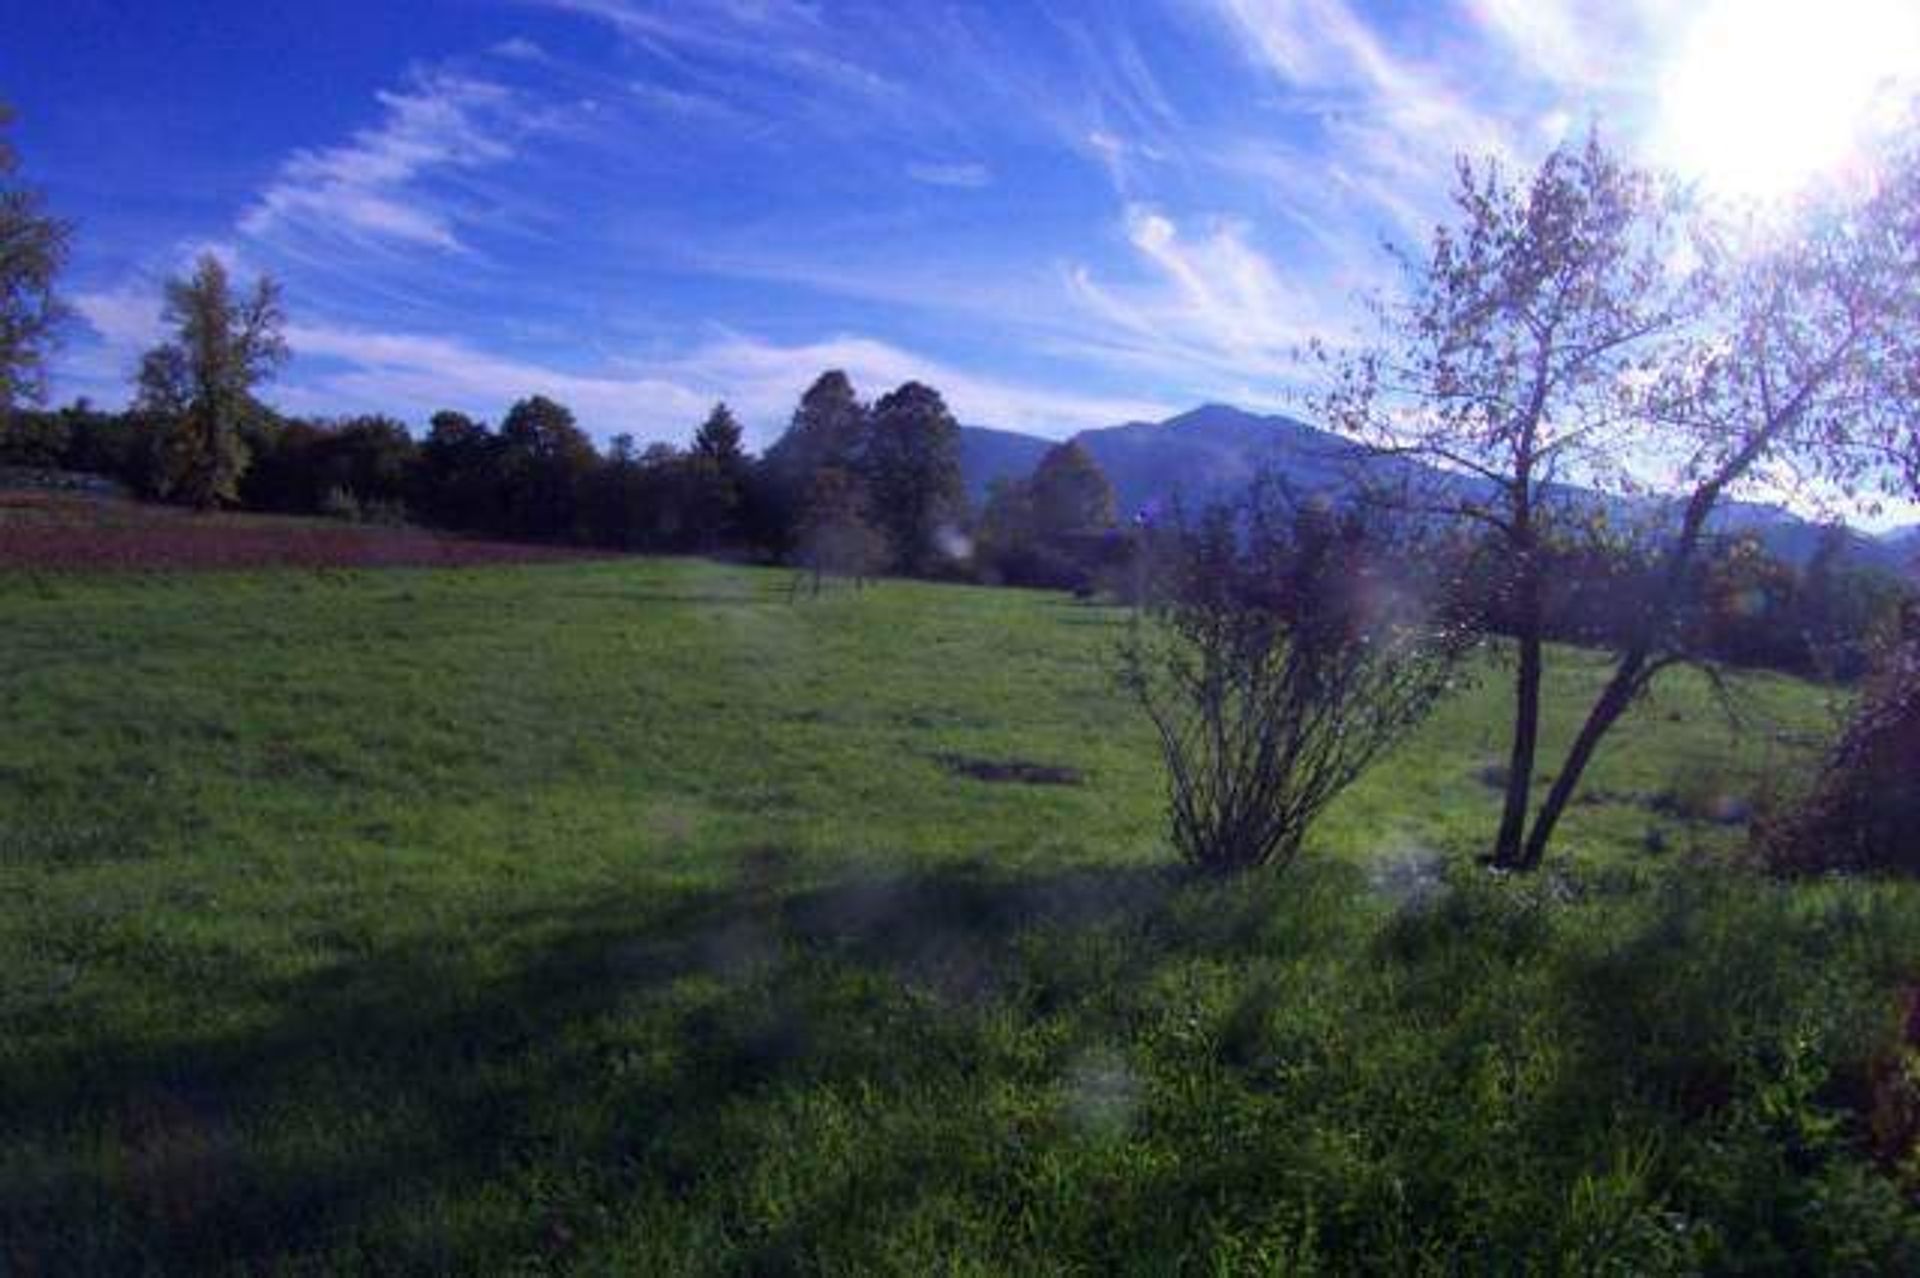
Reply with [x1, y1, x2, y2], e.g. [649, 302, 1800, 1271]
[959, 404, 1913, 576]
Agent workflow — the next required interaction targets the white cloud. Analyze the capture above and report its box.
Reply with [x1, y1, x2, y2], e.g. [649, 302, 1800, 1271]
[492, 36, 549, 62]
[72, 287, 165, 353]
[1210, 0, 1397, 87]
[906, 161, 993, 189]
[628, 79, 744, 121]
[1064, 206, 1326, 386]
[1463, 0, 1663, 96]
[238, 73, 519, 253]
[1199, 0, 1525, 234]
[543, 0, 906, 110]
[281, 323, 705, 431]
[275, 323, 1171, 445]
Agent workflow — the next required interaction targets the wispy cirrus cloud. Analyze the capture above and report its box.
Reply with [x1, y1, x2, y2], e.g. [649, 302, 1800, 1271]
[491, 35, 550, 63]
[540, 0, 907, 113]
[905, 161, 992, 189]
[64, 0, 1856, 458]
[1063, 205, 1327, 390]
[1462, 0, 1664, 95]
[238, 72, 521, 253]
[1194, 0, 1528, 233]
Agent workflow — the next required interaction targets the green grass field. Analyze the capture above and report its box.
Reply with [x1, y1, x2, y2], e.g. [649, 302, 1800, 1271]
[6, 557, 1919, 1273]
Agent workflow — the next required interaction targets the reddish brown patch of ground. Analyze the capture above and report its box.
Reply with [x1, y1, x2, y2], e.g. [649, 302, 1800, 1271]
[0, 491, 600, 572]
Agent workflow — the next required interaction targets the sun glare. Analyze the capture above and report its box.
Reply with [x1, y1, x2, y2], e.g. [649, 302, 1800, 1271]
[1655, 0, 1920, 201]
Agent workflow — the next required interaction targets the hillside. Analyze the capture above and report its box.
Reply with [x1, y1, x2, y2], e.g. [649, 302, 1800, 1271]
[964, 405, 1912, 573]
[0, 488, 590, 571]
[961, 403, 1361, 515]
[957, 424, 1053, 503]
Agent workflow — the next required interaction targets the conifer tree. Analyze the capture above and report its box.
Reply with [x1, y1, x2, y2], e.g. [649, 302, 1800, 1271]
[866, 380, 964, 572]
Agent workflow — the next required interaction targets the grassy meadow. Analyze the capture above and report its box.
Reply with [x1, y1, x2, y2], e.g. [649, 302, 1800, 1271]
[5, 557, 1920, 1273]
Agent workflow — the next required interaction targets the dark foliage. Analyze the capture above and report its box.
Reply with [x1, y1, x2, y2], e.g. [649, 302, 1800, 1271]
[976, 439, 1129, 593]
[241, 414, 417, 521]
[1453, 519, 1909, 681]
[863, 381, 965, 573]
[789, 465, 887, 595]
[1763, 601, 1920, 875]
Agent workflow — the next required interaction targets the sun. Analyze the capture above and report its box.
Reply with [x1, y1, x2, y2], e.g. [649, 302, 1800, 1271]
[1654, 0, 1920, 201]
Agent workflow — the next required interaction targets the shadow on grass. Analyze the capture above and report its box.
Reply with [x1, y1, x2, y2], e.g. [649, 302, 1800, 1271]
[0, 855, 1181, 1274]
[7, 854, 1918, 1273]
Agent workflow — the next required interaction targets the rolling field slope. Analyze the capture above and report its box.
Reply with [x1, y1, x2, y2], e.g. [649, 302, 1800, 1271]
[5, 557, 1917, 1273]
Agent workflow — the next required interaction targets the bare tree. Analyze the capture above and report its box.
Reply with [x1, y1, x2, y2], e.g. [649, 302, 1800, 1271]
[1317, 123, 1920, 870]
[1313, 133, 1697, 868]
[1119, 480, 1475, 874]
[0, 102, 71, 416]
[1514, 122, 1920, 867]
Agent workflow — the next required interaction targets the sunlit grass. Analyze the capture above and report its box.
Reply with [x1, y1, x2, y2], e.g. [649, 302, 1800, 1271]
[3, 558, 1912, 1273]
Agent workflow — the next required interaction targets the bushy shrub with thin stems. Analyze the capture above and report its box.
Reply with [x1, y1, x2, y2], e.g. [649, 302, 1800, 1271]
[1120, 479, 1477, 873]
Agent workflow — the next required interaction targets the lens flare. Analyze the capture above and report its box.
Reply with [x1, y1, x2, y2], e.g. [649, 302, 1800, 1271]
[1654, 0, 1920, 200]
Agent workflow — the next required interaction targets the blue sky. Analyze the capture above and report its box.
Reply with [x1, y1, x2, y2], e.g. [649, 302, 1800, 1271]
[8, 0, 1919, 456]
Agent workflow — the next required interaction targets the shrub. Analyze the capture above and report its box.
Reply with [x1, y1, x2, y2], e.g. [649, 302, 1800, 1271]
[1762, 600, 1920, 875]
[1118, 480, 1475, 873]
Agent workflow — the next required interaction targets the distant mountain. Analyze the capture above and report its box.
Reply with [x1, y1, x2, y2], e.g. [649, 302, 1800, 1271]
[958, 425, 1052, 504]
[1073, 404, 1371, 519]
[960, 404, 1912, 576]
[1882, 525, 1920, 577]
[1702, 503, 1909, 575]
[961, 403, 1376, 517]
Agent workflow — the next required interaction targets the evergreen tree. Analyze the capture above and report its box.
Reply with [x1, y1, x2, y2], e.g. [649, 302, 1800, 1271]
[761, 371, 869, 551]
[687, 401, 748, 548]
[866, 380, 964, 572]
[1028, 439, 1115, 542]
[692, 401, 746, 470]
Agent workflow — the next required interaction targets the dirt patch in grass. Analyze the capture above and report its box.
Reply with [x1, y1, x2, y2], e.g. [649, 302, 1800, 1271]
[935, 752, 1085, 786]
[0, 490, 599, 572]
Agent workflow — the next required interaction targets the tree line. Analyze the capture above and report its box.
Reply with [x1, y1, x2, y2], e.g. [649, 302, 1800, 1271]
[7, 348, 1896, 683]
[0, 220, 1130, 586]
[3, 97, 1917, 876]
[0, 260, 1904, 682]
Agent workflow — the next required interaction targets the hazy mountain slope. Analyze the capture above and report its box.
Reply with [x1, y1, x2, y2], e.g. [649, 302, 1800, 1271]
[960, 404, 1911, 575]
[1072, 404, 1368, 519]
[957, 425, 1052, 504]
[1881, 525, 1920, 578]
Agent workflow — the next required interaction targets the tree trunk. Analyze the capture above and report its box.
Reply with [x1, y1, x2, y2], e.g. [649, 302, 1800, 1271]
[1493, 556, 1545, 868]
[1516, 464, 1743, 867]
[1517, 653, 1648, 869]
[1490, 448, 1544, 870]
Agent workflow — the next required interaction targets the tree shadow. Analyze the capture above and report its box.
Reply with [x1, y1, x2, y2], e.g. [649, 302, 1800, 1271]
[16, 852, 1901, 1273]
[1, 854, 1178, 1274]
